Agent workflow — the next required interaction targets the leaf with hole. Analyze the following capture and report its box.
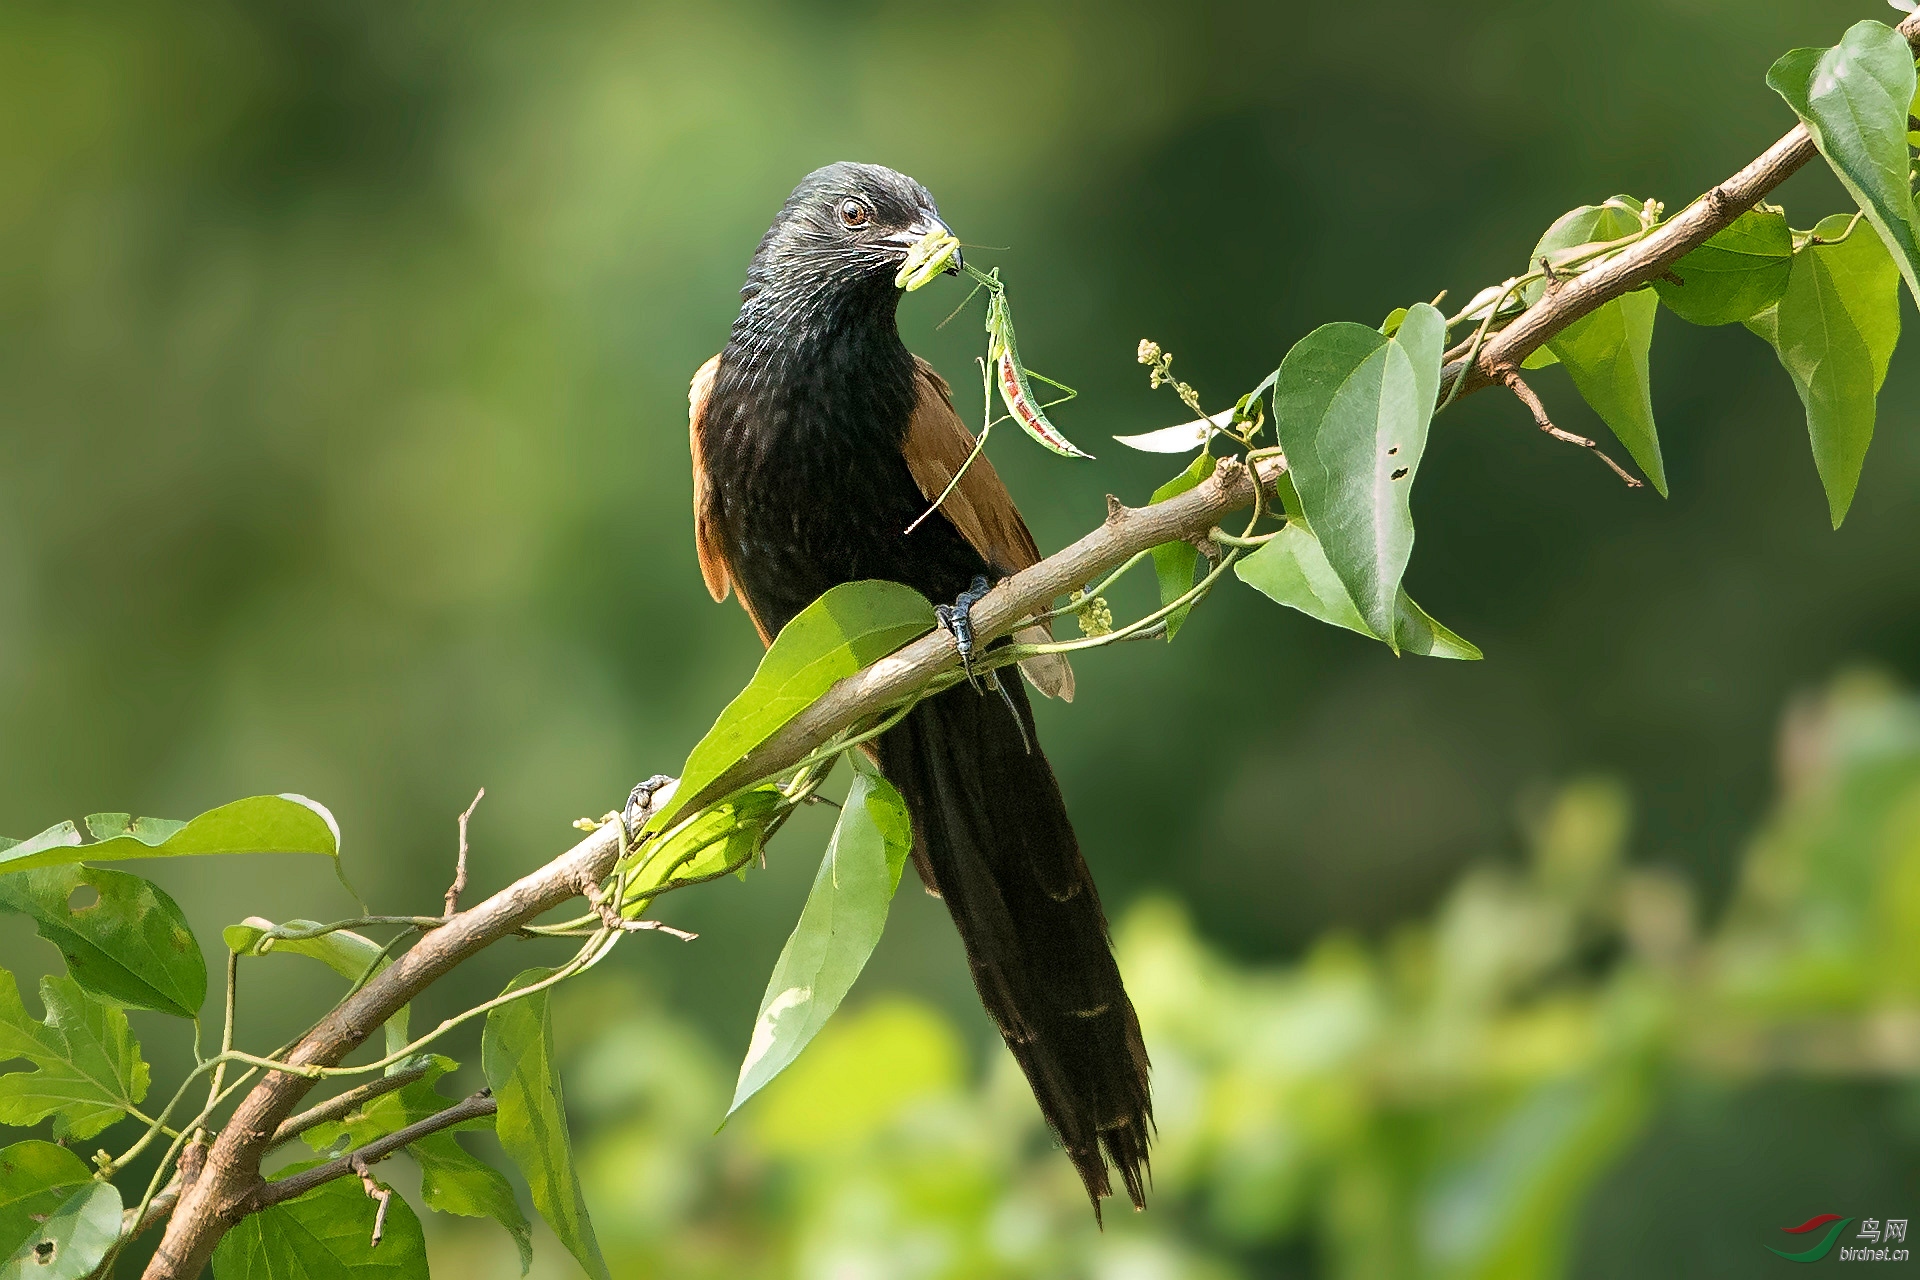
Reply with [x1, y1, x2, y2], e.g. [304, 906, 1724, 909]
[0, 866, 205, 1019]
[1770, 21, 1920, 309]
[484, 969, 609, 1280]
[0, 1142, 90, 1263]
[225, 918, 411, 1061]
[728, 770, 913, 1119]
[1271, 302, 1444, 647]
[0, 1179, 118, 1280]
[0, 796, 341, 875]
[211, 1163, 427, 1280]
[1654, 207, 1794, 325]
[1236, 523, 1480, 660]
[649, 581, 933, 833]
[1148, 452, 1218, 641]
[1746, 213, 1902, 527]
[0, 972, 148, 1141]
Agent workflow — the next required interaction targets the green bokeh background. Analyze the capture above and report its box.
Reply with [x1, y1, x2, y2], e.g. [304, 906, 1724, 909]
[2, 1, 1918, 1275]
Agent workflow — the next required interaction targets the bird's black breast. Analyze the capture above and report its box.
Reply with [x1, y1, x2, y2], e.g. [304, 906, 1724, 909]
[700, 332, 991, 636]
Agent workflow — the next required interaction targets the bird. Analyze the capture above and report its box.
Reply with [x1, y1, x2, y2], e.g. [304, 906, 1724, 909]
[686, 161, 1151, 1217]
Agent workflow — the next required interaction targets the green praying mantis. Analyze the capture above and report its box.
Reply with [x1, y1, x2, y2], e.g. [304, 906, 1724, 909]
[894, 229, 1094, 535]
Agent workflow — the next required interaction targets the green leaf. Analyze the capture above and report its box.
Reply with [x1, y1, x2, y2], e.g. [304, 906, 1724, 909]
[0, 1142, 90, 1260]
[1236, 523, 1481, 660]
[1271, 302, 1445, 646]
[1769, 21, 1920, 309]
[299, 1056, 531, 1274]
[1148, 453, 1218, 641]
[1523, 197, 1667, 494]
[623, 787, 783, 900]
[225, 919, 411, 1062]
[649, 581, 934, 833]
[1419, 1068, 1650, 1277]
[1746, 213, 1903, 527]
[212, 1167, 427, 1280]
[1545, 291, 1664, 495]
[1525, 196, 1648, 304]
[412, 1134, 533, 1275]
[0, 1180, 119, 1280]
[483, 969, 609, 1280]
[0, 866, 205, 1019]
[0, 796, 340, 875]
[727, 771, 914, 1118]
[1654, 207, 1795, 324]
[0, 972, 148, 1141]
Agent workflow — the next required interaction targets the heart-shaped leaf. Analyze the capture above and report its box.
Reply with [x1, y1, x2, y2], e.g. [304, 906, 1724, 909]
[1770, 21, 1920, 309]
[1271, 302, 1444, 646]
[1237, 523, 1480, 660]
[1746, 214, 1903, 527]
[1527, 197, 1667, 494]
[1655, 207, 1794, 325]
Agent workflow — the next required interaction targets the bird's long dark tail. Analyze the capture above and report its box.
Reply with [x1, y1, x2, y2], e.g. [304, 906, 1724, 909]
[875, 675, 1151, 1219]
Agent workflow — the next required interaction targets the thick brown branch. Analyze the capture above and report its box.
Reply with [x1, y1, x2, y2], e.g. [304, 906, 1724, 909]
[253, 1091, 498, 1209]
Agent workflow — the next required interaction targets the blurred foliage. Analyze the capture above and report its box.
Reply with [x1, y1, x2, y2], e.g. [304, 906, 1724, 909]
[416, 675, 1920, 1278]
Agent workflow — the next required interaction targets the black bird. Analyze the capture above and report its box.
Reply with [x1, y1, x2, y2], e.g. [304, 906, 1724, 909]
[687, 162, 1152, 1215]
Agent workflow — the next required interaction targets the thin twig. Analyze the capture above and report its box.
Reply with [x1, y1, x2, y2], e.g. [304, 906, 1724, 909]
[253, 1091, 498, 1209]
[349, 1154, 394, 1248]
[268, 1063, 434, 1147]
[1498, 367, 1643, 487]
[445, 788, 484, 917]
[623, 918, 700, 941]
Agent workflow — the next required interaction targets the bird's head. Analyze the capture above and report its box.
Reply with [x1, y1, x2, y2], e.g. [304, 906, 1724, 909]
[743, 162, 961, 310]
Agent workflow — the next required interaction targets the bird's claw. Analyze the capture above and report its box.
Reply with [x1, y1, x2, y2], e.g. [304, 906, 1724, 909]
[935, 575, 992, 690]
[625, 775, 677, 827]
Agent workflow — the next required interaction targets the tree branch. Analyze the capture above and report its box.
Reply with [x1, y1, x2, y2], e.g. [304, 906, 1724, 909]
[253, 1091, 498, 1209]
[138, 17, 1920, 1276]
[1442, 9, 1920, 402]
[267, 1062, 435, 1148]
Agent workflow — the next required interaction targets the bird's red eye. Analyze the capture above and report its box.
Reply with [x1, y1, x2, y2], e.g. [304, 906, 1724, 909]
[838, 198, 871, 228]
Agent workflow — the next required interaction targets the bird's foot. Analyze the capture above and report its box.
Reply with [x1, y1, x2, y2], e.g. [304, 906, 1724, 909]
[934, 575, 992, 690]
[624, 775, 678, 827]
